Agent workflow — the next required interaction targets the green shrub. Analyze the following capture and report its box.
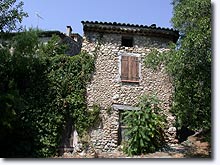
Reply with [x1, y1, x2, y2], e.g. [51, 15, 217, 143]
[122, 94, 166, 156]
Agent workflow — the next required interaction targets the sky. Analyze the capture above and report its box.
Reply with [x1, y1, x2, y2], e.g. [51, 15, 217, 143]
[21, 0, 174, 35]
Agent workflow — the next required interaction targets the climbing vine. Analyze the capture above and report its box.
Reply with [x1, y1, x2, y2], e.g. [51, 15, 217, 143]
[0, 30, 95, 157]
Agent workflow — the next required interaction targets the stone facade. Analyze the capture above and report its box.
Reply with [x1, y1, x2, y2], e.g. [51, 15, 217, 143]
[81, 21, 179, 152]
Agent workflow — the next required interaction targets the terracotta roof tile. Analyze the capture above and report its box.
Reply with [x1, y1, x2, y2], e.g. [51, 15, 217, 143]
[81, 20, 179, 43]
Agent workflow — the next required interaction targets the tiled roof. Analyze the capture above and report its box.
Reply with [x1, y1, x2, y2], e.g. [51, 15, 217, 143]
[81, 21, 179, 43]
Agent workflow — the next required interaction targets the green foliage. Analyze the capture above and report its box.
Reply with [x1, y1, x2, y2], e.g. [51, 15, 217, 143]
[0, 30, 95, 157]
[79, 104, 101, 151]
[0, 0, 28, 32]
[122, 94, 166, 156]
[144, 0, 211, 132]
[144, 45, 181, 77]
[0, 30, 46, 157]
[144, 49, 165, 70]
[39, 35, 67, 57]
[87, 104, 101, 128]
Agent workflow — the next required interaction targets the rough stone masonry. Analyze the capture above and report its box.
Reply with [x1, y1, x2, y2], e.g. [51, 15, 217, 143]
[81, 21, 179, 152]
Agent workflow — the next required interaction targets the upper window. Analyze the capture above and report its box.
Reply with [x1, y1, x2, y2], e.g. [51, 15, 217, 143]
[121, 36, 133, 47]
[121, 55, 139, 83]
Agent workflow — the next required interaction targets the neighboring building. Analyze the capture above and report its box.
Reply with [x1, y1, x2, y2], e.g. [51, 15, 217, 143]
[39, 26, 82, 56]
[81, 21, 179, 152]
[0, 26, 82, 56]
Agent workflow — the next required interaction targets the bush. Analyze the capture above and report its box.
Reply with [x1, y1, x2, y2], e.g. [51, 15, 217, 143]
[122, 94, 166, 156]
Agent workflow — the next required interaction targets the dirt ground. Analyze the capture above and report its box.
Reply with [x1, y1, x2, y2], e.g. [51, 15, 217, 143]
[55, 133, 211, 159]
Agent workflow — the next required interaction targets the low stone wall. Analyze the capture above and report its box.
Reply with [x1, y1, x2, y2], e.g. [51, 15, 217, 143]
[82, 32, 177, 152]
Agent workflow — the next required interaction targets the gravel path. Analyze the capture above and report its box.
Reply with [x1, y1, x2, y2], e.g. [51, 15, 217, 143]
[55, 134, 211, 159]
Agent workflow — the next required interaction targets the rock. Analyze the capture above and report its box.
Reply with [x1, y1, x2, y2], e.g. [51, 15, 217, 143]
[168, 127, 176, 133]
[112, 94, 120, 100]
[167, 116, 175, 121]
[114, 84, 120, 87]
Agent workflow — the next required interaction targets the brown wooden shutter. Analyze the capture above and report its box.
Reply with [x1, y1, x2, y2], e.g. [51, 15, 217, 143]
[121, 56, 129, 81]
[130, 56, 139, 81]
[121, 55, 139, 82]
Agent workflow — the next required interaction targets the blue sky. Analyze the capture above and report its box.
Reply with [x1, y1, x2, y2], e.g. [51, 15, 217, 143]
[21, 0, 174, 35]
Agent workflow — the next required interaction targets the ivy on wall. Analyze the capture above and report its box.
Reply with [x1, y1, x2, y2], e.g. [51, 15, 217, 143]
[0, 30, 95, 157]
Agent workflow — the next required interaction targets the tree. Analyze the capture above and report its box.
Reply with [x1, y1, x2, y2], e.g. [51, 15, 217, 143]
[144, 0, 211, 133]
[170, 0, 211, 131]
[0, 0, 28, 32]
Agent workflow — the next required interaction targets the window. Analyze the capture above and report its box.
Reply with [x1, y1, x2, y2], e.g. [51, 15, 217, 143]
[121, 55, 140, 82]
[121, 36, 133, 47]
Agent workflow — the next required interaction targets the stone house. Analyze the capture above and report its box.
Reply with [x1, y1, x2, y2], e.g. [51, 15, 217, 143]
[81, 21, 179, 152]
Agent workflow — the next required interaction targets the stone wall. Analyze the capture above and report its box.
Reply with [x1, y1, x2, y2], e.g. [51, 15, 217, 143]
[82, 32, 177, 152]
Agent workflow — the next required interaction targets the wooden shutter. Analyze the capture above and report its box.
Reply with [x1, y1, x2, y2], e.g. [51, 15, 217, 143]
[130, 56, 139, 82]
[121, 55, 139, 82]
[121, 56, 129, 81]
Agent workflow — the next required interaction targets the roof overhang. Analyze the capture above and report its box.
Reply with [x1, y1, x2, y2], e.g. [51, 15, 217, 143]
[82, 21, 179, 43]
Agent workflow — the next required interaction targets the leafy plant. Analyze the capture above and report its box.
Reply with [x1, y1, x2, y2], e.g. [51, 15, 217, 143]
[87, 104, 101, 128]
[144, 49, 165, 70]
[122, 94, 166, 156]
[77, 104, 101, 152]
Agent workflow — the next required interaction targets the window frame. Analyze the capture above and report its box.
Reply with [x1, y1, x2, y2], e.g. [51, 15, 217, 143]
[118, 52, 141, 83]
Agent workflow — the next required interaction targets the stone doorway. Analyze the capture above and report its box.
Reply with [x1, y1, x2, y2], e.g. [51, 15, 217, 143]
[112, 104, 140, 146]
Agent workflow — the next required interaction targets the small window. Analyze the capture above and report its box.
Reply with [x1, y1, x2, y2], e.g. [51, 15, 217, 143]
[121, 36, 133, 47]
[121, 55, 139, 82]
